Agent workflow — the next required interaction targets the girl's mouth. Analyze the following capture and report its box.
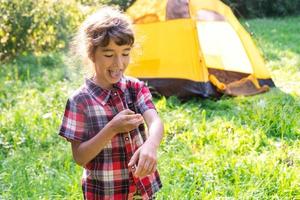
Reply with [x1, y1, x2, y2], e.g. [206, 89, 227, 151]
[109, 69, 122, 79]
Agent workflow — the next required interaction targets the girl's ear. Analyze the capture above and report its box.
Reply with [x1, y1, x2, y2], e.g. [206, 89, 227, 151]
[89, 53, 96, 63]
[91, 55, 95, 63]
[89, 47, 97, 63]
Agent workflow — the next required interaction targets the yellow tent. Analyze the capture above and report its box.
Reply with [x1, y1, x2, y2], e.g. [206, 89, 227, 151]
[126, 0, 275, 98]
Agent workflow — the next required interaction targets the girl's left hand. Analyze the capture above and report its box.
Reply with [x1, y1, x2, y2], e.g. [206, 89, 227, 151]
[128, 141, 158, 178]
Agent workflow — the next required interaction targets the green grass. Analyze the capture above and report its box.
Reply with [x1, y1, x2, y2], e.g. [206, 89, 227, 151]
[1, 17, 300, 199]
[247, 16, 300, 95]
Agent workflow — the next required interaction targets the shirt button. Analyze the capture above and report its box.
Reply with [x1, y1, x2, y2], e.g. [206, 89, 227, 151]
[125, 137, 129, 141]
[113, 92, 117, 96]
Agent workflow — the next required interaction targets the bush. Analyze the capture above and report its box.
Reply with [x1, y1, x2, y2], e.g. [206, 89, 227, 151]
[76, 0, 135, 10]
[0, 0, 137, 61]
[222, 0, 300, 18]
[0, 0, 86, 61]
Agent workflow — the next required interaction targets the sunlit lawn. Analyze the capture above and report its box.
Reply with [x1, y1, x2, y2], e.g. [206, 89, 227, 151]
[0, 16, 299, 199]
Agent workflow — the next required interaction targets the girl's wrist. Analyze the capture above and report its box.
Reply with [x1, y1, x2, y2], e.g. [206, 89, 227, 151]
[106, 121, 118, 136]
[145, 138, 160, 149]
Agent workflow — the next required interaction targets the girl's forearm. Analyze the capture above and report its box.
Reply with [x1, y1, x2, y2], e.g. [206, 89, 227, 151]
[146, 118, 164, 148]
[72, 122, 116, 166]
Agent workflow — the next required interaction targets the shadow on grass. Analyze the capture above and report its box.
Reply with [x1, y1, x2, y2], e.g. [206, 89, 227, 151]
[247, 16, 300, 63]
[0, 52, 67, 82]
[0, 52, 74, 108]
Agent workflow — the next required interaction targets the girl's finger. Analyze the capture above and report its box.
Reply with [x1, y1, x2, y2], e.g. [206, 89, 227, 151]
[135, 156, 146, 177]
[150, 163, 157, 174]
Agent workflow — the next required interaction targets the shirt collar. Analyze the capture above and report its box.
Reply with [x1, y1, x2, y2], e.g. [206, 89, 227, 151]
[112, 76, 127, 94]
[85, 77, 127, 105]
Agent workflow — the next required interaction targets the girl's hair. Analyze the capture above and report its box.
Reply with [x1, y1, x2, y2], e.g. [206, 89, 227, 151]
[72, 6, 134, 70]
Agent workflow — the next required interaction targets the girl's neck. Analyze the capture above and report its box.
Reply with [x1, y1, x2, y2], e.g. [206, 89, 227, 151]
[92, 75, 113, 90]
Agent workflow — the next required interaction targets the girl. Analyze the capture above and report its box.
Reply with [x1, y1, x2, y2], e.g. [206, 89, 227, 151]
[59, 6, 163, 200]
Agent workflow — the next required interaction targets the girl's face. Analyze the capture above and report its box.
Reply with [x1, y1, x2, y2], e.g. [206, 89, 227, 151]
[93, 39, 131, 89]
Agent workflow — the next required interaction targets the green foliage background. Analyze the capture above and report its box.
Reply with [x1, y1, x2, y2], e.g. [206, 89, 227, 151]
[1, 0, 300, 61]
[0, 0, 300, 199]
[222, 0, 300, 18]
[0, 0, 136, 61]
[0, 0, 86, 60]
[0, 16, 299, 199]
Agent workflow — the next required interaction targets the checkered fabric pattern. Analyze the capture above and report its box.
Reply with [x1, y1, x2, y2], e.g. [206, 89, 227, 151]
[59, 76, 162, 200]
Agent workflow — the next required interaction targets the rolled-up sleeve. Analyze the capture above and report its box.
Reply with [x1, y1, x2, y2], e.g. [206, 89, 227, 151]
[59, 98, 87, 142]
[135, 82, 156, 114]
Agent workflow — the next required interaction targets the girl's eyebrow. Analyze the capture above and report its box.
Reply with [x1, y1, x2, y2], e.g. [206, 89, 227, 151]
[102, 47, 131, 52]
[102, 48, 114, 52]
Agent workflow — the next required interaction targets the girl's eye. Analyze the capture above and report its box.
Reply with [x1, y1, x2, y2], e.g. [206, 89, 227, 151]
[122, 53, 129, 57]
[104, 55, 113, 57]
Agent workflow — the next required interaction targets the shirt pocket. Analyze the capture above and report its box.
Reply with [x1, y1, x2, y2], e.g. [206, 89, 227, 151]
[85, 104, 113, 139]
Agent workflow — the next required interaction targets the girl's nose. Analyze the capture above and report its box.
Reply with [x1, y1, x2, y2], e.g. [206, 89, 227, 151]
[113, 55, 123, 68]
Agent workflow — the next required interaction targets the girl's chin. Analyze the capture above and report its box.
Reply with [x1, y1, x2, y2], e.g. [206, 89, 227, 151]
[108, 76, 122, 84]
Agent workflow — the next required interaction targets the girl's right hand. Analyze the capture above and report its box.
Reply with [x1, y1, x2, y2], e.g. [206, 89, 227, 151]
[109, 109, 144, 134]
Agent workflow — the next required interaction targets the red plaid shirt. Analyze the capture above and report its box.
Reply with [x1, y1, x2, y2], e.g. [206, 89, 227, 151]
[59, 76, 162, 200]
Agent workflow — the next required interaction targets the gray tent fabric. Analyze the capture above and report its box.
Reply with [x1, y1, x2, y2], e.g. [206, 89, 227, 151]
[166, 0, 190, 19]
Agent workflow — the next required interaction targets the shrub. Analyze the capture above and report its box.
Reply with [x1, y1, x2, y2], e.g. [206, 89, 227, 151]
[76, 0, 135, 10]
[0, 0, 86, 61]
[222, 0, 300, 18]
